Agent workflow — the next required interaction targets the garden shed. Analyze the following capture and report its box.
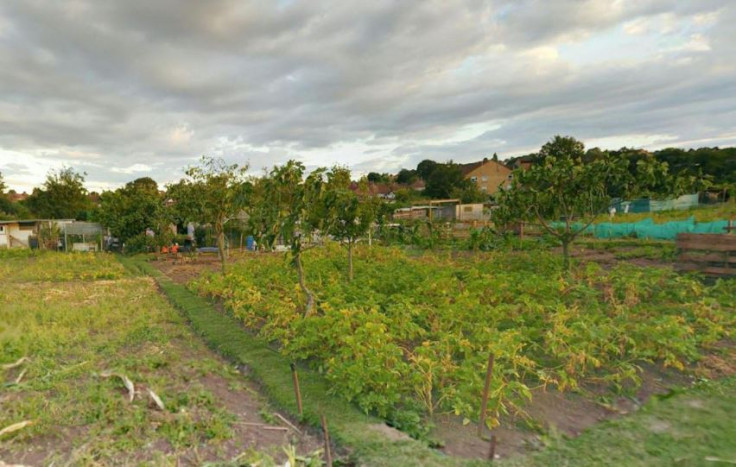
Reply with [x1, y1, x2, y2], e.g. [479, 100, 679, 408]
[0, 219, 74, 249]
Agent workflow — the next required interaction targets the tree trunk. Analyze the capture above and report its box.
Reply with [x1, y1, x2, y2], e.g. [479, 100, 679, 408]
[217, 225, 227, 274]
[562, 239, 571, 272]
[294, 251, 315, 316]
[348, 239, 354, 283]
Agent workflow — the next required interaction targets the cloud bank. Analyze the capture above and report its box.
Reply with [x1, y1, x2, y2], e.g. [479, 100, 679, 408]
[1, 0, 734, 191]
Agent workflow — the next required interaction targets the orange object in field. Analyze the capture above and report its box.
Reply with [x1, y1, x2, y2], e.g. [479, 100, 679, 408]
[161, 246, 169, 254]
[171, 244, 179, 254]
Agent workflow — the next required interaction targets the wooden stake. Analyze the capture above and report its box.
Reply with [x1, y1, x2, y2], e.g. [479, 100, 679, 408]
[321, 414, 333, 467]
[290, 363, 303, 418]
[487, 434, 497, 461]
[477, 352, 495, 437]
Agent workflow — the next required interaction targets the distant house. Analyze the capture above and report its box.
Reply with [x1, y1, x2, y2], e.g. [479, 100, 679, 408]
[460, 159, 512, 195]
[409, 179, 426, 191]
[7, 191, 29, 203]
[511, 155, 536, 171]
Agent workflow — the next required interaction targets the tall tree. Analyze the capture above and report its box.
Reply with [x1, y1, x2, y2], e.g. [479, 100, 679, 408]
[395, 168, 418, 185]
[423, 162, 468, 199]
[167, 157, 248, 273]
[495, 136, 629, 271]
[416, 159, 439, 181]
[25, 167, 92, 220]
[94, 177, 163, 243]
[0, 172, 11, 218]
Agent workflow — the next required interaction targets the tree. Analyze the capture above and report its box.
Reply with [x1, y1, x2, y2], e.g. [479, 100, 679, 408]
[396, 168, 418, 185]
[0, 172, 10, 217]
[495, 136, 629, 271]
[25, 167, 92, 219]
[367, 172, 391, 183]
[423, 162, 468, 199]
[94, 177, 163, 244]
[455, 182, 487, 203]
[257, 161, 327, 315]
[416, 159, 439, 181]
[167, 157, 248, 273]
[324, 167, 376, 282]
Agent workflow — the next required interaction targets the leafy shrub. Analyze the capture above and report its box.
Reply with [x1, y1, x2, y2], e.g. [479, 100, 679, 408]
[191, 244, 736, 430]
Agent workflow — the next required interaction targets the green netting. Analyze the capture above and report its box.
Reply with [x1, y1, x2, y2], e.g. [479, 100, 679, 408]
[550, 217, 731, 240]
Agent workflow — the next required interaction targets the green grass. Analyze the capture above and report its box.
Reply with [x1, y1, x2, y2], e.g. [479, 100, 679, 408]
[503, 376, 736, 466]
[123, 256, 462, 467]
[0, 253, 284, 465]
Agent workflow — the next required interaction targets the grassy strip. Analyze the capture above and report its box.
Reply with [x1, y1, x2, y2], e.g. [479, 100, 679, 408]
[503, 377, 736, 466]
[120, 256, 462, 467]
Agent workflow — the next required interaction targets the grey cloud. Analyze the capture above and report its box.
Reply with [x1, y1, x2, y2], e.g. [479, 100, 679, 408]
[0, 0, 734, 189]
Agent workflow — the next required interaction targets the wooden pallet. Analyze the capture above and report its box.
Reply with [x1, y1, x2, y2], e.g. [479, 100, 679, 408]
[676, 233, 736, 277]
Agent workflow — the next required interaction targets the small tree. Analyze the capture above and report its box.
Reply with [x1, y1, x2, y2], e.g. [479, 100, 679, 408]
[324, 167, 376, 282]
[259, 161, 327, 315]
[495, 136, 629, 271]
[167, 157, 248, 274]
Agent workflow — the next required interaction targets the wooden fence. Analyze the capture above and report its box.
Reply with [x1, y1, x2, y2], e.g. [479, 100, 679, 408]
[676, 233, 736, 277]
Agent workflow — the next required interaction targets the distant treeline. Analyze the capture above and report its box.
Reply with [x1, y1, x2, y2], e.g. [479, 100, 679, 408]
[506, 146, 736, 188]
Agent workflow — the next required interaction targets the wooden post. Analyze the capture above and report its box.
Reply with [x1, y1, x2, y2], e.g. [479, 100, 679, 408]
[290, 363, 303, 418]
[477, 352, 495, 437]
[321, 414, 333, 467]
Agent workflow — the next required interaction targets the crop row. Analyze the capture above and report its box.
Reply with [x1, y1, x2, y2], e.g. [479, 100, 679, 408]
[192, 245, 736, 432]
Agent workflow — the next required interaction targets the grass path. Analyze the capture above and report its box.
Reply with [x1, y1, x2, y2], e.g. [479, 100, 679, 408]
[503, 376, 736, 466]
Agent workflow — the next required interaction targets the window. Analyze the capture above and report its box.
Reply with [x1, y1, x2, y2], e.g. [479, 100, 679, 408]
[481, 186, 488, 191]
[0, 226, 4, 233]
[481, 176, 488, 182]
[470, 176, 477, 183]
[464, 206, 473, 212]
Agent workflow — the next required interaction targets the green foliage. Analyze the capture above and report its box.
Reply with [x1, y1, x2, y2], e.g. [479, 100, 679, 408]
[396, 168, 419, 185]
[423, 162, 470, 199]
[24, 167, 92, 220]
[495, 135, 630, 270]
[416, 160, 439, 181]
[367, 172, 391, 183]
[94, 177, 164, 243]
[123, 232, 159, 254]
[192, 245, 736, 432]
[324, 168, 378, 281]
[166, 157, 248, 272]
[130, 257, 454, 467]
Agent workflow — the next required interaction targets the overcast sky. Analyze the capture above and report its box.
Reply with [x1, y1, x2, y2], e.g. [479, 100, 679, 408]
[1, 1, 735, 192]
